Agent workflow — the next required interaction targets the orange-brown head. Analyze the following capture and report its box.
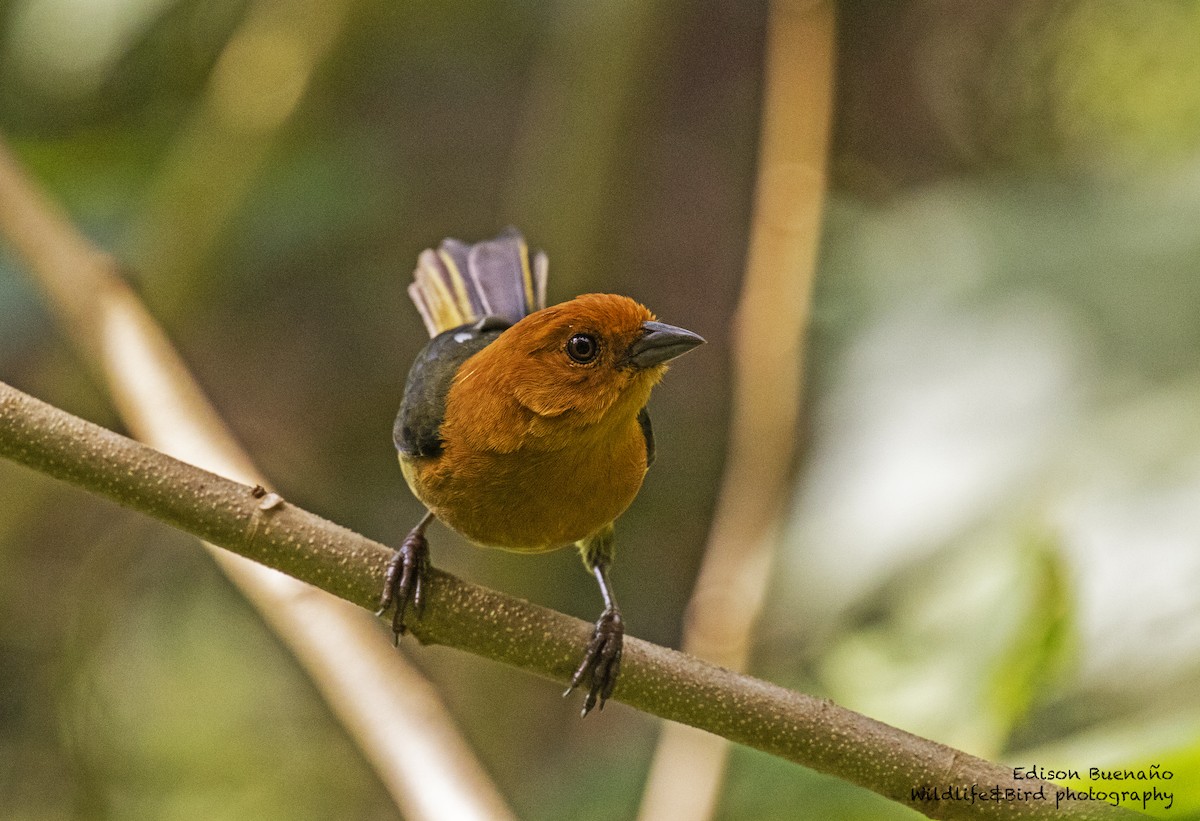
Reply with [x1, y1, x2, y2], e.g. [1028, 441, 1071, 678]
[400, 292, 703, 549]
[444, 293, 704, 453]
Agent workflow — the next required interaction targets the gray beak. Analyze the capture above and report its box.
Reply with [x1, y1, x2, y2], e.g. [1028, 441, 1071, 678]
[626, 320, 706, 368]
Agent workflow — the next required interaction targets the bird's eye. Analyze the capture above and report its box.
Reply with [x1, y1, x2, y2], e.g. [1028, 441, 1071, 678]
[566, 333, 599, 363]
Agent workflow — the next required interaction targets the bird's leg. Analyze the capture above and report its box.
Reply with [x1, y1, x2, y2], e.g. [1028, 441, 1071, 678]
[566, 525, 623, 716]
[376, 510, 434, 644]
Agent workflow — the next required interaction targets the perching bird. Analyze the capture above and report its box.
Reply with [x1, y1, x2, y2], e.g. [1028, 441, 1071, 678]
[377, 227, 704, 714]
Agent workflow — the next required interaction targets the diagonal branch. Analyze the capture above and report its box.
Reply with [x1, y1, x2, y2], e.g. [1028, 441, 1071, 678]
[0, 135, 515, 821]
[0, 380, 1144, 821]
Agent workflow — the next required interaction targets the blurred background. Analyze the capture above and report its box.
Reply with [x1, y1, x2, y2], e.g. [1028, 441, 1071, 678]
[1, 0, 1198, 818]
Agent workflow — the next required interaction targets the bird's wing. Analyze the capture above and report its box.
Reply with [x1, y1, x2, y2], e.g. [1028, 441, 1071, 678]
[637, 407, 655, 469]
[394, 318, 510, 457]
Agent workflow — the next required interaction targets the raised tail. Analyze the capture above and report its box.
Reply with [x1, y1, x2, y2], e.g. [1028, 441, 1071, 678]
[408, 227, 548, 338]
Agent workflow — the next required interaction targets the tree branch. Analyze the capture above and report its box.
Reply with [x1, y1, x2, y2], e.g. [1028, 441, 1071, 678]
[0, 380, 1143, 821]
[0, 134, 515, 820]
[640, 1, 836, 816]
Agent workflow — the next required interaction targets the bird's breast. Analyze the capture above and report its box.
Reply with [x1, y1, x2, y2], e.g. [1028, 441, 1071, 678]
[401, 417, 648, 552]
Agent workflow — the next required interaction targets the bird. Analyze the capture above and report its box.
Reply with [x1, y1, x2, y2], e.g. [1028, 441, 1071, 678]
[377, 227, 704, 715]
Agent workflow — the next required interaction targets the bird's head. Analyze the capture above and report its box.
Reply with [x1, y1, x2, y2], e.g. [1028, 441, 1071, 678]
[459, 293, 704, 429]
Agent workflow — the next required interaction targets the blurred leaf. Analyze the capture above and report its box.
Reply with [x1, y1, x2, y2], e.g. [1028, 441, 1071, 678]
[1109, 744, 1200, 818]
[817, 524, 1074, 757]
[1017, 707, 1200, 817]
[994, 1, 1200, 170]
[61, 533, 397, 820]
[985, 530, 1074, 740]
[716, 747, 925, 821]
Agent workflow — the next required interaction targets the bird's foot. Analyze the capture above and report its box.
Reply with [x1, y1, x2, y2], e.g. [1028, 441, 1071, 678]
[564, 607, 623, 716]
[375, 526, 430, 643]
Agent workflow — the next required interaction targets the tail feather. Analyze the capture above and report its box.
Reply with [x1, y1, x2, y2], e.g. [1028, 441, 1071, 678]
[409, 227, 548, 338]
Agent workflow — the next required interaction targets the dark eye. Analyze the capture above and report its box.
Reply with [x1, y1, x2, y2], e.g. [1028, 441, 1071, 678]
[566, 333, 599, 363]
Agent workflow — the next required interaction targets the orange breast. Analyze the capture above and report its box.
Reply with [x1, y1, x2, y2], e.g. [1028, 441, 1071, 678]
[401, 415, 648, 552]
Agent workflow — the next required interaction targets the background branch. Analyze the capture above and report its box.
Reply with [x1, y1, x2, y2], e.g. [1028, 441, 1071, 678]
[0, 380, 1143, 821]
[0, 136, 515, 821]
[639, 2, 835, 818]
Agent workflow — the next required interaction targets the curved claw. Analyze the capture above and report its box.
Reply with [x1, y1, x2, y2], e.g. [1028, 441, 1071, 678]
[564, 607, 623, 716]
[375, 526, 430, 642]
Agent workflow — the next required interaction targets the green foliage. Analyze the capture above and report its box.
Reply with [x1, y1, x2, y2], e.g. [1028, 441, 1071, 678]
[769, 161, 1200, 814]
[718, 748, 926, 821]
[985, 533, 1074, 740]
[814, 528, 1075, 757]
[996, 1, 1200, 169]
[64, 544, 392, 820]
[3, 0, 1198, 817]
